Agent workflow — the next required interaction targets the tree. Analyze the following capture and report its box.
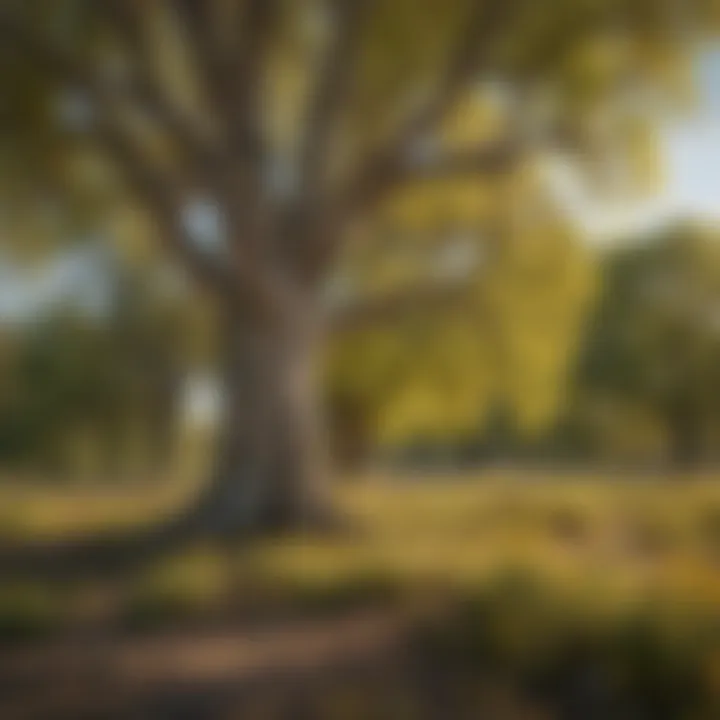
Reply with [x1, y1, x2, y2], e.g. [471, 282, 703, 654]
[0, 266, 186, 479]
[573, 224, 720, 467]
[327, 202, 594, 463]
[0, 1, 716, 535]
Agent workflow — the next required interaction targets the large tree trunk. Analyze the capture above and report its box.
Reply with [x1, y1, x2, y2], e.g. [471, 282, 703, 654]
[183, 304, 334, 536]
[0, 302, 340, 579]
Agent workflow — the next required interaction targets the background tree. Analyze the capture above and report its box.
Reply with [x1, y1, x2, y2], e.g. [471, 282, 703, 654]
[0, 0, 717, 535]
[0, 259, 187, 480]
[570, 224, 720, 467]
[327, 192, 594, 465]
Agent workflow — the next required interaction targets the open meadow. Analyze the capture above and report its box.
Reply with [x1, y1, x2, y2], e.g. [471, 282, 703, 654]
[1, 473, 719, 718]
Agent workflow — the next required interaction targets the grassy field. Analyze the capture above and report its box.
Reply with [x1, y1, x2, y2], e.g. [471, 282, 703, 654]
[1, 474, 720, 717]
[1, 475, 719, 627]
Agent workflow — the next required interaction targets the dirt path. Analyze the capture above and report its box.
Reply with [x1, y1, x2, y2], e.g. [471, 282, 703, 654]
[0, 611, 415, 719]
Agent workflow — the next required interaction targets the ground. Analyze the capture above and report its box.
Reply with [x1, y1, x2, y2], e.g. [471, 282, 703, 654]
[1, 472, 719, 718]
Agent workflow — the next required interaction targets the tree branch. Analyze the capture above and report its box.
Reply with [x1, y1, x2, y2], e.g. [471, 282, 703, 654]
[344, 0, 520, 197]
[3, 3, 217, 189]
[290, 134, 520, 287]
[304, 0, 525, 276]
[232, 0, 278, 156]
[104, 1, 284, 307]
[104, 1, 273, 289]
[299, 0, 368, 197]
[0, 6, 232, 294]
[95, 120, 233, 292]
[218, 0, 283, 279]
[330, 277, 472, 334]
[342, 137, 522, 218]
[100, 0, 220, 179]
[400, 0, 516, 148]
[170, 0, 276, 179]
[170, 0, 229, 121]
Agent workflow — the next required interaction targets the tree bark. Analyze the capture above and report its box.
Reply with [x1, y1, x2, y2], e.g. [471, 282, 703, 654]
[181, 302, 335, 536]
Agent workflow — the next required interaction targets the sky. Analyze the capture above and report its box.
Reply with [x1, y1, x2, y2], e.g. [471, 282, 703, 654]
[663, 49, 720, 221]
[555, 47, 720, 241]
[0, 245, 113, 323]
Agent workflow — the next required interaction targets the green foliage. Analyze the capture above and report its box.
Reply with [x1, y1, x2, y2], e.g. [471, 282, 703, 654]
[1, 0, 718, 470]
[416, 576, 720, 718]
[1, 0, 715, 249]
[329, 205, 595, 450]
[0, 268, 185, 478]
[571, 223, 720, 463]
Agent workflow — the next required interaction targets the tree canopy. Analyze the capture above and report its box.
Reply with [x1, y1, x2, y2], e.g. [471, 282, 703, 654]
[1, 0, 718, 532]
[571, 223, 720, 465]
[1, 0, 714, 277]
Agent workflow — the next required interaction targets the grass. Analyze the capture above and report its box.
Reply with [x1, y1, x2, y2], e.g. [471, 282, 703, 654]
[1, 474, 719, 626]
[1, 473, 719, 714]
